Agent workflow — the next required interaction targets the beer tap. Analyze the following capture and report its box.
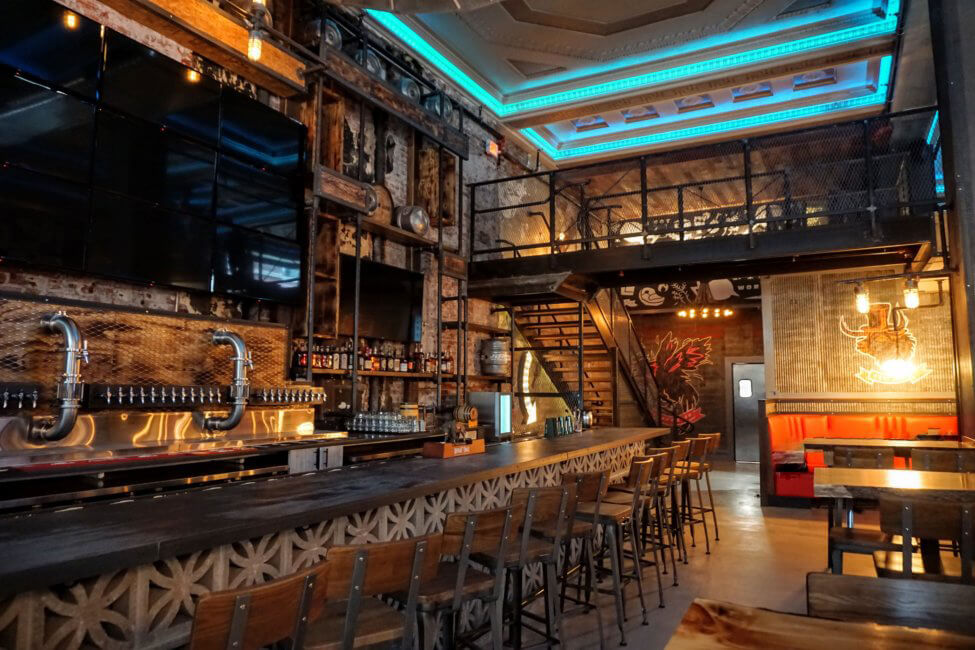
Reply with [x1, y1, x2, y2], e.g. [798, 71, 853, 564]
[139, 387, 146, 405]
[150, 386, 157, 404]
[2, 390, 7, 409]
[30, 390, 38, 409]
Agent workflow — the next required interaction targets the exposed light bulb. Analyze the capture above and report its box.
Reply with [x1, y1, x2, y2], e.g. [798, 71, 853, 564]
[904, 278, 920, 309]
[880, 358, 915, 381]
[724, 309, 733, 316]
[557, 232, 565, 242]
[854, 284, 870, 314]
[247, 28, 263, 61]
[677, 310, 687, 318]
[186, 69, 201, 83]
[63, 10, 79, 30]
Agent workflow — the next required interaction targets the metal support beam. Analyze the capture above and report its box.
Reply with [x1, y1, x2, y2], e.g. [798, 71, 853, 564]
[930, 0, 975, 436]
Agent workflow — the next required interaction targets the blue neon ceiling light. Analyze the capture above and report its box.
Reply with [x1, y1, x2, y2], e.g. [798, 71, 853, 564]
[925, 111, 940, 145]
[366, 0, 899, 118]
[523, 55, 892, 160]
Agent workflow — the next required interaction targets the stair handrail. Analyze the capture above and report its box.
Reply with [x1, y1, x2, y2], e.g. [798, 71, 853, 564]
[586, 288, 693, 436]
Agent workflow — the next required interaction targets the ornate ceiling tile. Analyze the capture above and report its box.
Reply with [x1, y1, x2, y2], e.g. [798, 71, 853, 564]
[500, 0, 715, 37]
[455, 0, 764, 62]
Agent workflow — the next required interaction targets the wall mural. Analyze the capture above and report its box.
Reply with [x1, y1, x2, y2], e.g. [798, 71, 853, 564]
[621, 277, 761, 309]
[650, 331, 713, 425]
[840, 303, 932, 385]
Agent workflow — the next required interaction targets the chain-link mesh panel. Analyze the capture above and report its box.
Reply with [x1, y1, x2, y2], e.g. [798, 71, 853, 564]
[469, 110, 939, 260]
[472, 173, 552, 259]
[0, 297, 288, 410]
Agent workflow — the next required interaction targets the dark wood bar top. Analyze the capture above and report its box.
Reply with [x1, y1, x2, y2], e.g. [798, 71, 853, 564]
[0, 427, 665, 597]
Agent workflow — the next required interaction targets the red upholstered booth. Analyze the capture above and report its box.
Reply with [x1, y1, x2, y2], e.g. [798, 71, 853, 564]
[767, 414, 959, 498]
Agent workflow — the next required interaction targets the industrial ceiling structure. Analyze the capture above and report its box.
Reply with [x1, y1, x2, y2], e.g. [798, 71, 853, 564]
[366, 0, 926, 163]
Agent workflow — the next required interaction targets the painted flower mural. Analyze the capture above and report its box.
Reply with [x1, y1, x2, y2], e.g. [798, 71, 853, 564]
[649, 331, 713, 425]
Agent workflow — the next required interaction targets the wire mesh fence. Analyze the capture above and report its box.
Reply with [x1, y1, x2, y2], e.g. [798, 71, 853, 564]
[471, 108, 941, 260]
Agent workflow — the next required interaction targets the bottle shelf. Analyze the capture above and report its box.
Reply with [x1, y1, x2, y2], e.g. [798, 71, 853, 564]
[311, 368, 436, 380]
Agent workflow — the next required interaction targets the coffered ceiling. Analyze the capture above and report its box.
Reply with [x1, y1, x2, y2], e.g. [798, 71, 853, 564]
[368, 0, 908, 163]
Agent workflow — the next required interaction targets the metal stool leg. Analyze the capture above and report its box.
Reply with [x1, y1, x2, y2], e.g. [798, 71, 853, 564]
[584, 535, 605, 650]
[694, 477, 711, 555]
[605, 523, 627, 646]
[628, 517, 649, 625]
[704, 470, 719, 541]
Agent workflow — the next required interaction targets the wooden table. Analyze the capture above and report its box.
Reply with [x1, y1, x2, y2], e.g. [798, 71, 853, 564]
[814, 467, 975, 501]
[665, 598, 975, 649]
[803, 437, 971, 460]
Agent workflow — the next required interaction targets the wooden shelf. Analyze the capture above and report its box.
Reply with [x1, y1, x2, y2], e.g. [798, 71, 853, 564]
[314, 271, 337, 281]
[442, 322, 511, 336]
[358, 218, 436, 248]
[312, 368, 435, 380]
[441, 375, 512, 383]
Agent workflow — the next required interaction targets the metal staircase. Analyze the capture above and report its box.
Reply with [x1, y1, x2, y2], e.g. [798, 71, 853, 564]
[512, 288, 693, 432]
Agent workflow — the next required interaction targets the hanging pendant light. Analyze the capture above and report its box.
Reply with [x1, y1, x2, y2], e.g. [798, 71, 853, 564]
[246, 0, 271, 63]
[854, 283, 870, 314]
[903, 277, 920, 309]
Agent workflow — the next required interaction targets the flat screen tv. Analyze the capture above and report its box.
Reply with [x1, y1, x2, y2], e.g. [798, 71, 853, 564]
[0, 0, 305, 304]
[338, 255, 424, 342]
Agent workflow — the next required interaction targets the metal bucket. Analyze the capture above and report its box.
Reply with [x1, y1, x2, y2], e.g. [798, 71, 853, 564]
[479, 338, 511, 376]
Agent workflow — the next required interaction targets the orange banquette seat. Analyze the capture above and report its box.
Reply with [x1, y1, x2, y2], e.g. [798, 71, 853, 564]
[767, 414, 958, 498]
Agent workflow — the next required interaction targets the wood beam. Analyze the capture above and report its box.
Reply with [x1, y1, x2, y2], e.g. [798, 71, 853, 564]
[505, 42, 895, 129]
[97, 0, 306, 96]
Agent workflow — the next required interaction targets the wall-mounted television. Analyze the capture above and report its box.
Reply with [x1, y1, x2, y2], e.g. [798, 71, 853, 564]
[0, 0, 305, 304]
[338, 256, 424, 342]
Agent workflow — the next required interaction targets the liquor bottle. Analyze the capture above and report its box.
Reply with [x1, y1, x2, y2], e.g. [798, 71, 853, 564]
[400, 346, 408, 373]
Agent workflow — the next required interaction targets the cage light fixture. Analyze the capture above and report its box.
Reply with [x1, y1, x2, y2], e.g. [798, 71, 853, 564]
[903, 277, 920, 309]
[247, 0, 271, 63]
[854, 283, 870, 314]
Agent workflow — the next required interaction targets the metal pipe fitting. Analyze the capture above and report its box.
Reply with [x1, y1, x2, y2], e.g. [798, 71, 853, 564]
[30, 312, 87, 442]
[203, 330, 251, 432]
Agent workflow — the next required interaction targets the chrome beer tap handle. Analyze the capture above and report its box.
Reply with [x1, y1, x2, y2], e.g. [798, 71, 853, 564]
[151, 386, 157, 404]
[31, 390, 38, 409]
[16, 391, 24, 409]
[140, 387, 146, 405]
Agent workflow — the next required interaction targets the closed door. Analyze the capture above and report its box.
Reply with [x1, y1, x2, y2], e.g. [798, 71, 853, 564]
[732, 363, 765, 462]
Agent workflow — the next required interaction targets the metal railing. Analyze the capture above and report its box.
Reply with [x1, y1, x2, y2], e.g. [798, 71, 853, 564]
[470, 108, 941, 261]
[587, 288, 692, 435]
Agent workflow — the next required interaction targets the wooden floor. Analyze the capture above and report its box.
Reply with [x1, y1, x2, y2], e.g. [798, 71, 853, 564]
[538, 461, 875, 649]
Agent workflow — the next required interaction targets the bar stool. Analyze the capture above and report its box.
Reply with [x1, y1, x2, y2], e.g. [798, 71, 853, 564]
[576, 457, 653, 645]
[695, 433, 721, 541]
[473, 486, 570, 650]
[303, 534, 443, 650]
[679, 437, 712, 554]
[605, 452, 667, 609]
[396, 506, 512, 650]
[664, 440, 691, 565]
[189, 563, 328, 650]
[557, 471, 608, 650]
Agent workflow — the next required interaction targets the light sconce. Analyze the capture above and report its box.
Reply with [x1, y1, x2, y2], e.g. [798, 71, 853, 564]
[247, 0, 271, 63]
[185, 69, 201, 83]
[903, 277, 920, 309]
[63, 10, 79, 30]
[854, 283, 870, 314]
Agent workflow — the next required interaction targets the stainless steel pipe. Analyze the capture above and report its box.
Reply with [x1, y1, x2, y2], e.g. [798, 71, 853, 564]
[202, 330, 251, 432]
[30, 311, 87, 442]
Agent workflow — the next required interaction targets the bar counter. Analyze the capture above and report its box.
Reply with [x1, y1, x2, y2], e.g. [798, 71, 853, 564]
[0, 427, 666, 649]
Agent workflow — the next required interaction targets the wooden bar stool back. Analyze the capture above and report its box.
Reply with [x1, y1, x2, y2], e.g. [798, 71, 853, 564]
[483, 486, 570, 650]
[682, 436, 713, 554]
[695, 433, 721, 542]
[189, 563, 327, 650]
[911, 449, 975, 472]
[874, 497, 974, 584]
[303, 534, 443, 650]
[408, 506, 513, 649]
[577, 457, 654, 645]
[559, 471, 609, 648]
